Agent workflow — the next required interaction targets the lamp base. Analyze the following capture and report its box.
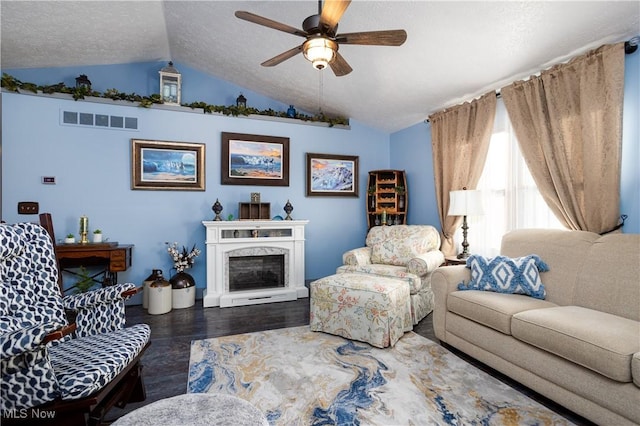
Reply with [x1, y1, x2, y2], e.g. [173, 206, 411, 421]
[457, 215, 471, 259]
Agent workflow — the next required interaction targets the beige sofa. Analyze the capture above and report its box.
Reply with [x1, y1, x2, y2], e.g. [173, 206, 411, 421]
[432, 229, 640, 426]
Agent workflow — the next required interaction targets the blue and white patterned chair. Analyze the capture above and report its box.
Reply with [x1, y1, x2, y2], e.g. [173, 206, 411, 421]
[0, 222, 151, 425]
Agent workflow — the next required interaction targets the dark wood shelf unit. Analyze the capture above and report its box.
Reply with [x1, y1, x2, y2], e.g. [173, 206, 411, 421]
[239, 202, 271, 220]
[366, 170, 407, 229]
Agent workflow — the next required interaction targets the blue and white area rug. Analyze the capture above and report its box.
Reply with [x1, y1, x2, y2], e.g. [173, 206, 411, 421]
[188, 326, 573, 425]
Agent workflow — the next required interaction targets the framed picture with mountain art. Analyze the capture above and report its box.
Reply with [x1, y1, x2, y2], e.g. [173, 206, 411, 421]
[306, 153, 359, 197]
[131, 139, 205, 190]
[221, 132, 290, 187]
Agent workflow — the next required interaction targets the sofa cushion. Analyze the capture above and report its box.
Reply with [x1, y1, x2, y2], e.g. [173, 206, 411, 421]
[367, 225, 440, 267]
[633, 353, 640, 388]
[336, 264, 422, 293]
[49, 324, 151, 400]
[574, 233, 640, 321]
[371, 237, 424, 266]
[458, 255, 548, 299]
[0, 224, 25, 259]
[512, 306, 640, 383]
[447, 290, 557, 335]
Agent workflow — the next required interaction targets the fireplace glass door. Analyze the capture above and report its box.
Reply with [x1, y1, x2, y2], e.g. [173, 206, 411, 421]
[228, 254, 285, 292]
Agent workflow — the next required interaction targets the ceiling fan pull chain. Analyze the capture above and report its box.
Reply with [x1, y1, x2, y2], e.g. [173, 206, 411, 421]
[318, 70, 324, 115]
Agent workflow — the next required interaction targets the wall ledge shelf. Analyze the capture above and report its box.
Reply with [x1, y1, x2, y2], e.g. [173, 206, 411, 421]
[3, 88, 350, 130]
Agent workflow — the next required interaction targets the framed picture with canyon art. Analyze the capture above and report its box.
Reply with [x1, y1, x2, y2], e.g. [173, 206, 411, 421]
[221, 132, 290, 186]
[131, 139, 205, 190]
[306, 153, 359, 197]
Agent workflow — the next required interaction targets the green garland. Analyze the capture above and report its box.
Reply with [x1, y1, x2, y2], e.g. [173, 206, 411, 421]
[1, 73, 349, 127]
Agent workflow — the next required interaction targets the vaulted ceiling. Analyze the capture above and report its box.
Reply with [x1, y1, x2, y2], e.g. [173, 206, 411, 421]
[2, 1, 639, 133]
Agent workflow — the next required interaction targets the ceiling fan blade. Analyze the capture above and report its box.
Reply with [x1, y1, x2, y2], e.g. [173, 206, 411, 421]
[335, 30, 407, 46]
[235, 11, 307, 37]
[320, 0, 351, 32]
[330, 51, 353, 77]
[261, 45, 304, 67]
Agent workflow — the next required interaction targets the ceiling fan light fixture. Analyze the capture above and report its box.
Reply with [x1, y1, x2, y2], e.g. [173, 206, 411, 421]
[303, 37, 337, 70]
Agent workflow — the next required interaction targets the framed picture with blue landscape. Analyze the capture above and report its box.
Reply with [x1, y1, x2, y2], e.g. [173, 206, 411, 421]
[306, 153, 359, 197]
[221, 132, 290, 186]
[131, 139, 205, 190]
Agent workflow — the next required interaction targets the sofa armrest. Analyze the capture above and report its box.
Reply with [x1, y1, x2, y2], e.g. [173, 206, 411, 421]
[63, 283, 138, 311]
[431, 265, 471, 341]
[407, 251, 445, 276]
[63, 283, 138, 337]
[342, 247, 372, 266]
[0, 321, 67, 358]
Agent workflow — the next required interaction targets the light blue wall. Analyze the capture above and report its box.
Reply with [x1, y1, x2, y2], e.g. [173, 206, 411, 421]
[390, 51, 640, 234]
[389, 122, 440, 228]
[4, 61, 298, 114]
[2, 63, 391, 301]
[3, 49, 638, 303]
[621, 50, 640, 234]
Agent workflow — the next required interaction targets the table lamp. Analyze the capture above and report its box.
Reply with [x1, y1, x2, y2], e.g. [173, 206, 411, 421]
[448, 188, 484, 259]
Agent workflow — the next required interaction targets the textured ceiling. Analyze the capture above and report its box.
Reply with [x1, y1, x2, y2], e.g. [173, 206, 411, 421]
[2, 1, 639, 133]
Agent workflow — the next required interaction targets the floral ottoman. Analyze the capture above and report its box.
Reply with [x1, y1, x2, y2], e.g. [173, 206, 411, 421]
[310, 273, 413, 348]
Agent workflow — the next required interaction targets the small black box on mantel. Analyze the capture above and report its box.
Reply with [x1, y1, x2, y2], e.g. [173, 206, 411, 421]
[239, 203, 270, 220]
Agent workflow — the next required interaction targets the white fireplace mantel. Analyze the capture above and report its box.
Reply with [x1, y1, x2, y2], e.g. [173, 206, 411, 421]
[202, 220, 309, 307]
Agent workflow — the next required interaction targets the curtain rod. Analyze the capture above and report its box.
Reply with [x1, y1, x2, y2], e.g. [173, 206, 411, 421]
[424, 36, 639, 124]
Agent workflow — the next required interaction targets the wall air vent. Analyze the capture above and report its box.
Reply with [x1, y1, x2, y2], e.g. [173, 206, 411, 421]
[61, 110, 139, 131]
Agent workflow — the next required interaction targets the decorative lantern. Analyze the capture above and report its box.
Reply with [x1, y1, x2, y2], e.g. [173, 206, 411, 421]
[75, 74, 92, 90]
[159, 61, 181, 105]
[212, 198, 223, 221]
[283, 200, 294, 220]
[236, 93, 247, 108]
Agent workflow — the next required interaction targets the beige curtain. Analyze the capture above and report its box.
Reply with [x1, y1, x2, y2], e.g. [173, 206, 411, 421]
[501, 43, 625, 233]
[430, 92, 496, 256]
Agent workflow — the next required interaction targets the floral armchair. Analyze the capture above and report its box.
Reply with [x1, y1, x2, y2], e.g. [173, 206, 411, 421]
[0, 222, 150, 425]
[337, 225, 444, 324]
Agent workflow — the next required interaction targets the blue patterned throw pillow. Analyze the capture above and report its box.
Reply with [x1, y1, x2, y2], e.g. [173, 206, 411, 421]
[457, 254, 549, 299]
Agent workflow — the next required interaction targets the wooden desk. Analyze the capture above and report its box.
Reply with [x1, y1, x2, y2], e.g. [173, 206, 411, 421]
[55, 242, 133, 289]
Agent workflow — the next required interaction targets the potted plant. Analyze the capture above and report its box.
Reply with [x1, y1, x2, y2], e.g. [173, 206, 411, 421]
[166, 242, 201, 309]
[93, 229, 103, 243]
[74, 266, 96, 293]
[64, 233, 75, 244]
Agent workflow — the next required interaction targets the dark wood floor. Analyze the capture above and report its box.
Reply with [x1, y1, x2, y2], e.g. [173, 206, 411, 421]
[106, 298, 592, 425]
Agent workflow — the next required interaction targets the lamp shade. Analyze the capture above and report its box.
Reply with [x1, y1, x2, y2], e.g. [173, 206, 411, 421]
[303, 37, 337, 70]
[448, 189, 484, 216]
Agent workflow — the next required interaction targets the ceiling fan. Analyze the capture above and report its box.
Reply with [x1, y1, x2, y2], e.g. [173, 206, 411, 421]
[235, 0, 407, 77]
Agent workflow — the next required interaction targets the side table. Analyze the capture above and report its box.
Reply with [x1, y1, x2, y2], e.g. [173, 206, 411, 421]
[444, 256, 468, 266]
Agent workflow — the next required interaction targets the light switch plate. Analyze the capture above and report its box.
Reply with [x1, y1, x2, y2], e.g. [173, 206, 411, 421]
[18, 201, 39, 214]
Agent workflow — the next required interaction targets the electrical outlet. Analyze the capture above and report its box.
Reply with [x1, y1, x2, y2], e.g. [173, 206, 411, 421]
[18, 201, 39, 214]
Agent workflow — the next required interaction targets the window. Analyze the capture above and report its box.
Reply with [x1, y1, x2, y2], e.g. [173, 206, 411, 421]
[462, 100, 564, 257]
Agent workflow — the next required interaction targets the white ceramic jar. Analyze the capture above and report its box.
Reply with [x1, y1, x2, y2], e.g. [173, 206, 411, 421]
[148, 273, 172, 315]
